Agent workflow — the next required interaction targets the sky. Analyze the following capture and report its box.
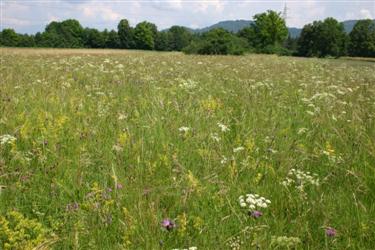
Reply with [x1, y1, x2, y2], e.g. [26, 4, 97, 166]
[1, 0, 374, 34]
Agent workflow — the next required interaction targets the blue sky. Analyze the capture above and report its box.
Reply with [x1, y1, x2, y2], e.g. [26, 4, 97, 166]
[1, 0, 374, 34]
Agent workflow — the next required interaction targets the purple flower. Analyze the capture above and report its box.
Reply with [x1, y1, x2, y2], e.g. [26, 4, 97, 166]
[116, 183, 123, 190]
[66, 202, 79, 212]
[325, 227, 337, 237]
[250, 210, 263, 218]
[161, 218, 176, 231]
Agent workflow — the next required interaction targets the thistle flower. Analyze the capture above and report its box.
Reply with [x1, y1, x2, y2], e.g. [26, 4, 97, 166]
[116, 183, 123, 189]
[66, 202, 79, 212]
[325, 227, 337, 237]
[250, 210, 263, 218]
[161, 218, 175, 231]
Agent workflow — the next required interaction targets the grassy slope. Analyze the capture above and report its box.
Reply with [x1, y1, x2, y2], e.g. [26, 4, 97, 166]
[1, 48, 375, 249]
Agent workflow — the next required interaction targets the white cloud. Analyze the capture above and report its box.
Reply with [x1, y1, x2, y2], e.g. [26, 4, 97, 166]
[2, 0, 374, 33]
[194, 0, 225, 14]
[80, 3, 121, 22]
[360, 9, 373, 19]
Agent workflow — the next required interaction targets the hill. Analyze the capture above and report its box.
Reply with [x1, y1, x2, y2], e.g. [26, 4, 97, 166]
[176, 19, 375, 38]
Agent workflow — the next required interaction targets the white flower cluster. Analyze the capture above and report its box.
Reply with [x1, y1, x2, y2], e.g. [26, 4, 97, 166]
[178, 126, 190, 132]
[238, 193, 271, 211]
[282, 169, 320, 188]
[233, 146, 244, 153]
[271, 236, 301, 248]
[210, 133, 220, 142]
[0, 134, 16, 145]
[227, 236, 242, 250]
[217, 122, 230, 132]
[179, 79, 197, 90]
[172, 247, 197, 250]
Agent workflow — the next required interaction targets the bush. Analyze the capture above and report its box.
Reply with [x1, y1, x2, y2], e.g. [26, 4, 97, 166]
[258, 44, 293, 56]
[183, 28, 248, 55]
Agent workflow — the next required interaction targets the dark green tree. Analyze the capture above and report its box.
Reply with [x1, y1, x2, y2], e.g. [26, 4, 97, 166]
[117, 19, 134, 49]
[17, 34, 35, 47]
[0, 29, 20, 46]
[155, 31, 170, 51]
[83, 28, 106, 48]
[39, 19, 84, 47]
[297, 23, 316, 57]
[298, 18, 347, 57]
[183, 28, 247, 55]
[167, 26, 192, 51]
[283, 35, 298, 54]
[106, 30, 120, 48]
[238, 26, 258, 47]
[348, 19, 375, 57]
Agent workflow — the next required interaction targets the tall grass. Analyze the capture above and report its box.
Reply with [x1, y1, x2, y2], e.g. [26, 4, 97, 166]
[1, 48, 374, 249]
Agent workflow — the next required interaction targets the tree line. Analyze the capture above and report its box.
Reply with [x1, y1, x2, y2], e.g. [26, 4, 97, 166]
[1, 10, 374, 57]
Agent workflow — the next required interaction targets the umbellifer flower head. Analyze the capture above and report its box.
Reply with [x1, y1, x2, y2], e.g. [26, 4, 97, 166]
[325, 227, 337, 237]
[161, 218, 176, 231]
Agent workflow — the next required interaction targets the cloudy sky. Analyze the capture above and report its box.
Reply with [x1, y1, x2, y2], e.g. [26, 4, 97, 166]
[1, 0, 374, 34]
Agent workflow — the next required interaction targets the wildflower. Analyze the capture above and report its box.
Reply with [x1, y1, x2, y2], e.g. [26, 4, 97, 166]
[0, 134, 16, 145]
[178, 79, 197, 90]
[325, 227, 337, 237]
[297, 128, 308, 135]
[227, 236, 242, 250]
[161, 218, 176, 231]
[178, 126, 190, 132]
[118, 113, 127, 120]
[220, 156, 228, 164]
[250, 210, 263, 218]
[271, 236, 301, 248]
[239, 193, 270, 214]
[112, 144, 123, 152]
[116, 183, 123, 189]
[217, 122, 229, 132]
[233, 146, 244, 153]
[66, 202, 79, 212]
[281, 169, 319, 188]
[210, 133, 220, 142]
[172, 247, 197, 250]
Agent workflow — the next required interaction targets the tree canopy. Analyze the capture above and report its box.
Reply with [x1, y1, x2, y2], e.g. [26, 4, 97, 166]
[251, 10, 288, 48]
[1, 12, 374, 58]
[348, 19, 375, 57]
[298, 18, 347, 57]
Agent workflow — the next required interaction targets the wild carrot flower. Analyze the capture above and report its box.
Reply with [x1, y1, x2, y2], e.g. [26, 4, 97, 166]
[233, 146, 245, 153]
[0, 134, 16, 145]
[217, 122, 229, 132]
[239, 193, 270, 216]
[178, 126, 190, 132]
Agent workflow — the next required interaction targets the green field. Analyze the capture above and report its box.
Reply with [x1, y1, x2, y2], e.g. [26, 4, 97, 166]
[1, 48, 375, 249]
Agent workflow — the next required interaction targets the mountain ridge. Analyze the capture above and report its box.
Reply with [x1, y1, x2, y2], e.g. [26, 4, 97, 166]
[166, 19, 375, 38]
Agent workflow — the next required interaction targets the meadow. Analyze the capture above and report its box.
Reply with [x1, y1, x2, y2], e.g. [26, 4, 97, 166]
[1, 48, 375, 249]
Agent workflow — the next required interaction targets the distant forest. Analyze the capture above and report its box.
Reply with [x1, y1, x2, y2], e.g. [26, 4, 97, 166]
[1, 10, 375, 57]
